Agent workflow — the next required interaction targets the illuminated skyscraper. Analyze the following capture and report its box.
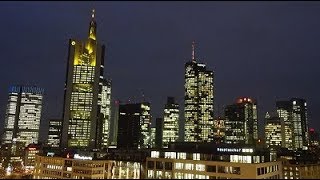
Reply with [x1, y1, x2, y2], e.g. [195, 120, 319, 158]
[47, 119, 62, 148]
[117, 102, 151, 149]
[224, 97, 258, 145]
[291, 98, 308, 149]
[264, 112, 285, 148]
[276, 98, 309, 150]
[61, 10, 111, 150]
[184, 41, 214, 142]
[100, 79, 112, 149]
[276, 101, 293, 150]
[2, 86, 44, 149]
[150, 127, 156, 148]
[162, 97, 179, 147]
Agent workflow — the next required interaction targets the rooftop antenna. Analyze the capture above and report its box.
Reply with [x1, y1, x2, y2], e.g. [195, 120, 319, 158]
[192, 40, 196, 62]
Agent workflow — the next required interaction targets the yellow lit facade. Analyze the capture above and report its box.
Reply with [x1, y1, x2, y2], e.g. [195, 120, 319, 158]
[61, 10, 111, 149]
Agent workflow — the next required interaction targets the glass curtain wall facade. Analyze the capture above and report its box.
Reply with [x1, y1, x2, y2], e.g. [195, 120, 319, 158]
[264, 112, 285, 148]
[101, 79, 112, 148]
[61, 10, 110, 150]
[2, 86, 44, 150]
[162, 97, 179, 148]
[276, 98, 308, 150]
[276, 101, 293, 150]
[225, 98, 258, 145]
[184, 42, 214, 142]
[117, 102, 151, 149]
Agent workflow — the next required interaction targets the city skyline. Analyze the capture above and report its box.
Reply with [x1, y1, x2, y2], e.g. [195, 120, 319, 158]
[0, 2, 319, 141]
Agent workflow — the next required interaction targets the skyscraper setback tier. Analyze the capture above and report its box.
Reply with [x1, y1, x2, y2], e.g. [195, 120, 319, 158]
[60, 10, 111, 150]
[184, 41, 214, 142]
[2, 86, 44, 149]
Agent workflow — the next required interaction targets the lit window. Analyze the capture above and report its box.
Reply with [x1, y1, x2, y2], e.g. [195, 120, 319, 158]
[193, 153, 200, 160]
[151, 151, 159, 158]
[196, 164, 205, 171]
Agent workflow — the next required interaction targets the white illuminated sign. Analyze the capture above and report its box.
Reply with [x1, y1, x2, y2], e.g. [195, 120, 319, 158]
[74, 154, 92, 160]
[217, 148, 241, 152]
[217, 148, 254, 153]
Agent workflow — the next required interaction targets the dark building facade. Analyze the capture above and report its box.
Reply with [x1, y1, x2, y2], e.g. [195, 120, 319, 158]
[117, 102, 151, 149]
[61, 10, 111, 150]
[225, 97, 258, 145]
[309, 128, 319, 147]
[155, 118, 163, 148]
[184, 42, 214, 142]
[47, 119, 62, 148]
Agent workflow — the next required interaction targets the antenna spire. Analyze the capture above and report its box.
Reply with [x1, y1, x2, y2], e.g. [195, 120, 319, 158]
[87, 9, 97, 41]
[192, 40, 196, 62]
[91, 9, 95, 19]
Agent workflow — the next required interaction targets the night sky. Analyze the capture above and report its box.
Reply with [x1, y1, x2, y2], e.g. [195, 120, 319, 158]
[1, 2, 320, 141]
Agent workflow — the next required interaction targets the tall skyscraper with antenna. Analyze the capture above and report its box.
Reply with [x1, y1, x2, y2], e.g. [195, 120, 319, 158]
[61, 10, 111, 150]
[184, 41, 214, 142]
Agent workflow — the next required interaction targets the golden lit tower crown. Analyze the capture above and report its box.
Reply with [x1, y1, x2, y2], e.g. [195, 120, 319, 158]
[86, 9, 97, 54]
[89, 9, 96, 40]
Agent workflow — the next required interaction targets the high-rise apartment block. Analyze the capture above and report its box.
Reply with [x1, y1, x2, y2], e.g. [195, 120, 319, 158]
[60, 10, 111, 150]
[2, 86, 44, 149]
[117, 102, 151, 149]
[184, 42, 214, 142]
[225, 97, 258, 145]
[276, 98, 308, 150]
[162, 97, 179, 148]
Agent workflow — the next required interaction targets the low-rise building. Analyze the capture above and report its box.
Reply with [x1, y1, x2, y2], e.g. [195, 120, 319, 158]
[24, 144, 42, 171]
[278, 149, 320, 179]
[33, 149, 148, 179]
[146, 142, 282, 179]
